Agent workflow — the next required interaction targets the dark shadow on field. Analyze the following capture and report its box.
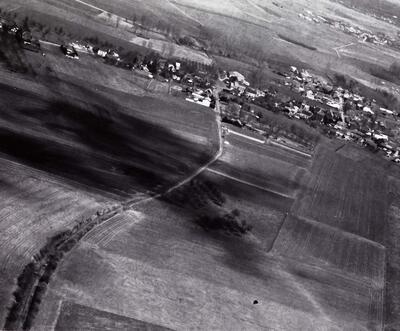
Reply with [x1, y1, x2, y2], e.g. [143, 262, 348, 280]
[0, 80, 212, 198]
[159, 175, 321, 316]
[0, 33, 37, 76]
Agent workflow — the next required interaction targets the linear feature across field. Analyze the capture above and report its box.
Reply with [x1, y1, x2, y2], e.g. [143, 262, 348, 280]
[209, 130, 311, 200]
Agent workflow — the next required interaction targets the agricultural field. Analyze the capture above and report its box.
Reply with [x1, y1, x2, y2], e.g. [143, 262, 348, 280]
[1, 0, 399, 329]
[31, 118, 386, 330]
[292, 144, 389, 243]
[384, 177, 400, 330]
[0, 42, 219, 328]
[55, 301, 171, 331]
[210, 132, 310, 198]
[0, 156, 110, 326]
[34, 194, 384, 330]
[271, 215, 386, 285]
[0, 66, 218, 197]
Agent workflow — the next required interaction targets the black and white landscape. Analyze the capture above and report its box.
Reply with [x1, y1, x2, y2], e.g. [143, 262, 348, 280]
[1, 0, 400, 330]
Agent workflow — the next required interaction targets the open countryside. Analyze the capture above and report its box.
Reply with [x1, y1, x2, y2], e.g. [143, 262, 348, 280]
[1, 0, 400, 330]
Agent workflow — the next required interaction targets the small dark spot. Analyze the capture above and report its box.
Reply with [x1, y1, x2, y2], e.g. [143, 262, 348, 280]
[253, 300, 259, 305]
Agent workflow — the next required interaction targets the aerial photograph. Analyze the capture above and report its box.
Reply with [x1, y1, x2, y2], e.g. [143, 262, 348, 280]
[0, 0, 400, 330]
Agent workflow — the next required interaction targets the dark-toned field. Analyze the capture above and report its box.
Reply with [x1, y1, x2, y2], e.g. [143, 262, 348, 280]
[0, 51, 218, 327]
[0, 74, 217, 197]
[55, 301, 171, 331]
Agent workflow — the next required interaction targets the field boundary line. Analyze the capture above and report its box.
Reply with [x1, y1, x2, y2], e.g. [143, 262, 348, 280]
[268, 139, 313, 158]
[72, 0, 105, 13]
[381, 253, 387, 331]
[268, 212, 289, 252]
[206, 168, 293, 199]
[227, 129, 265, 144]
[296, 215, 386, 251]
[334, 143, 346, 152]
[274, 251, 378, 289]
[0, 153, 122, 201]
[165, 0, 203, 26]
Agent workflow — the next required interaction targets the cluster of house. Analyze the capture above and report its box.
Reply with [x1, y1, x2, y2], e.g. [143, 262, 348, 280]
[280, 66, 400, 161]
[1, 12, 217, 108]
[298, 10, 396, 47]
[217, 64, 400, 159]
[0, 18, 42, 53]
[219, 71, 265, 100]
[185, 88, 213, 107]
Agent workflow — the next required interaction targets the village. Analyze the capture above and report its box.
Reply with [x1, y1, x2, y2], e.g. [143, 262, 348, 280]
[298, 9, 400, 49]
[1, 14, 400, 163]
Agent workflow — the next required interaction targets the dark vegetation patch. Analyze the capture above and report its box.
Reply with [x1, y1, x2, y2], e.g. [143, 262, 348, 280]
[351, 58, 400, 86]
[259, 6, 281, 18]
[277, 34, 317, 51]
[0, 33, 37, 75]
[331, 0, 400, 23]
[329, 72, 400, 110]
[55, 301, 172, 331]
[164, 178, 253, 237]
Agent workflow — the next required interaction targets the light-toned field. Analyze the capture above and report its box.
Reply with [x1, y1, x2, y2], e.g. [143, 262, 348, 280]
[210, 133, 310, 198]
[35, 197, 384, 330]
[292, 145, 389, 243]
[0, 157, 110, 326]
[271, 215, 386, 284]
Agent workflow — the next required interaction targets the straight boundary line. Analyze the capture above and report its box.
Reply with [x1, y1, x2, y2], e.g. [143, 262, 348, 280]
[206, 168, 293, 199]
[227, 129, 265, 144]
